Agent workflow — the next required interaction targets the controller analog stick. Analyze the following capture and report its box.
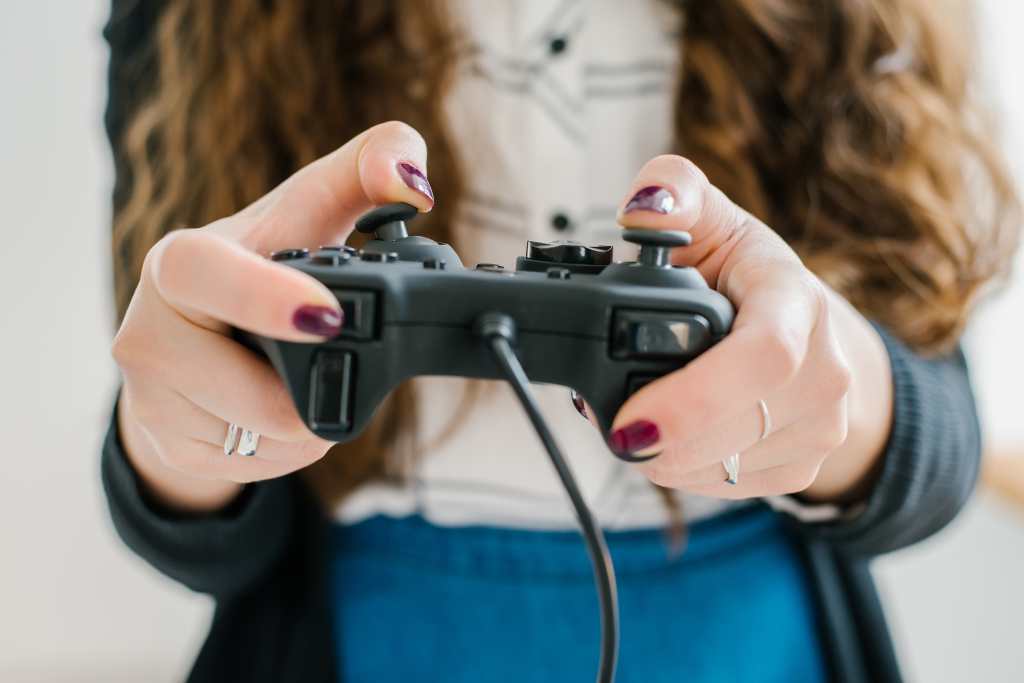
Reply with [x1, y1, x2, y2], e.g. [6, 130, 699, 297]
[355, 202, 419, 242]
[621, 229, 692, 267]
[353, 202, 463, 266]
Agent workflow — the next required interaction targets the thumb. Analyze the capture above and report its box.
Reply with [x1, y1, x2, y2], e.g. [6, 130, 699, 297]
[218, 120, 435, 253]
[616, 155, 760, 286]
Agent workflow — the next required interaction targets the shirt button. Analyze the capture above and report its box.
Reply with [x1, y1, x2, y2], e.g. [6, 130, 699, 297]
[551, 212, 572, 232]
[549, 36, 569, 56]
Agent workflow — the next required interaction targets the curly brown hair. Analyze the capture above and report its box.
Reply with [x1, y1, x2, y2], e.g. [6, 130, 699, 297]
[110, 0, 1020, 504]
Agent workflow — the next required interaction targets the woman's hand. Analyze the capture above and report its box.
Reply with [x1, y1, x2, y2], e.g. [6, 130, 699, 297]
[112, 122, 435, 513]
[607, 156, 894, 503]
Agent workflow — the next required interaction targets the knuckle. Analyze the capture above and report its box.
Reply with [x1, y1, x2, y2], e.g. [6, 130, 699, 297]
[781, 464, 821, 495]
[641, 464, 677, 489]
[824, 357, 853, 401]
[654, 154, 708, 184]
[155, 444, 194, 473]
[298, 439, 331, 463]
[267, 387, 308, 440]
[372, 120, 423, 145]
[148, 229, 202, 295]
[762, 324, 804, 385]
[111, 323, 159, 377]
[128, 398, 161, 428]
[110, 327, 139, 370]
[819, 410, 850, 451]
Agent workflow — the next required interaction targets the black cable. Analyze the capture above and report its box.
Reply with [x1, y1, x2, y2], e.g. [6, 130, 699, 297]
[475, 312, 619, 683]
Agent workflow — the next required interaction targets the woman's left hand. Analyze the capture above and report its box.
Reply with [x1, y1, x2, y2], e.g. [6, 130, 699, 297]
[604, 156, 894, 503]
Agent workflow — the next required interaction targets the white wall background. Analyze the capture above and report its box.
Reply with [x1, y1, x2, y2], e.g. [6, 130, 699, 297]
[0, 2, 1021, 681]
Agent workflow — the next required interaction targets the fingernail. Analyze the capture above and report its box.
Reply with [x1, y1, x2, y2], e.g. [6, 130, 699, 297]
[397, 162, 434, 205]
[293, 305, 343, 337]
[570, 389, 588, 420]
[623, 186, 675, 215]
[609, 420, 661, 455]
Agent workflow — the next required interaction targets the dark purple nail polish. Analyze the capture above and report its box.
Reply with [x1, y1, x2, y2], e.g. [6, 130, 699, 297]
[623, 186, 675, 215]
[293, 305, 343, 337]
[609, 420, 661, 455]
[397, 162, 434, 204]
[570, 389, 588, 420]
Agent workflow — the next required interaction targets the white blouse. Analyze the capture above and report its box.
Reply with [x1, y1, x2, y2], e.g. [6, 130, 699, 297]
[334, 0, 736, 529]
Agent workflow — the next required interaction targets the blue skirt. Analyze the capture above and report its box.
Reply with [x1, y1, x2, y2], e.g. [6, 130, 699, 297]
[328, 504, 827, 682]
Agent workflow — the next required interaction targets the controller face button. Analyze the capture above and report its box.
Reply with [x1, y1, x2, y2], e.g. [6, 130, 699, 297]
[385, 252, 399, 263]
[318, 245, 357, 255]
[310, 351, 354, 433]
[611, 311, 712, 359]
[271, 248, 309, 262]
[332, 290, 377, 340]
[546, 267, 571, 280]
[310, 249, 352, 266]
[423, 258, 447, 270]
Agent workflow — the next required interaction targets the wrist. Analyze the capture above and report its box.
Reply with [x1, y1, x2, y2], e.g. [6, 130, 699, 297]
[801, 288, 893, 503]
[116, 396, 243, 514]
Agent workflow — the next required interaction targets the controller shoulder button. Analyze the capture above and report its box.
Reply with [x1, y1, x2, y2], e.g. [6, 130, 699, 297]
[611, 311, 712, 360]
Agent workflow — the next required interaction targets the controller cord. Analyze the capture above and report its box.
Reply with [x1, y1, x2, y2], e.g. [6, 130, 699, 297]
[475, 312, 619, 683]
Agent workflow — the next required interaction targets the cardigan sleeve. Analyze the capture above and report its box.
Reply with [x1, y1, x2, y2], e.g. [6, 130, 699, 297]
[802, 324, 982, 557]
[101, 400, 302, 600]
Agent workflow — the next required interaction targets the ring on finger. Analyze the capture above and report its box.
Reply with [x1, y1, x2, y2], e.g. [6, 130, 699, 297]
[224, 422, 261, 457]
[721, 399, 772, 485]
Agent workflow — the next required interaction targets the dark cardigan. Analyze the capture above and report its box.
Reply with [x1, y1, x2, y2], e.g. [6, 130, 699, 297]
[101, 3, 983, 681]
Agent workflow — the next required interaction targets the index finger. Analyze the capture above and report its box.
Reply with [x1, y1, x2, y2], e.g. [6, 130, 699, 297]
[609, 279, 818, 459]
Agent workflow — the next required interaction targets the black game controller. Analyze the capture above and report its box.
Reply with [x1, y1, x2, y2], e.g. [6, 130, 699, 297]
[238, 202, 734, 460]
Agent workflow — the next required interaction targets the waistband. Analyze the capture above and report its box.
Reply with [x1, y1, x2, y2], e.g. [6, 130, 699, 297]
[330, 502, 789, 579]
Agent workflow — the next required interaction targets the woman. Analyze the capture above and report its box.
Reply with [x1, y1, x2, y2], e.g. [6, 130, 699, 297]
[101, 1, 1019, 681]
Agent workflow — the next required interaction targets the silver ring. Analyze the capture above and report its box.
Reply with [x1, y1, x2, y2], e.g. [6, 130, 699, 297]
[223, 423, 240, 456]
[238, 429, 261, 457]
[224, 423, 261, 457]
[722, 453, 740, 485]
[758, 399, 772, 441]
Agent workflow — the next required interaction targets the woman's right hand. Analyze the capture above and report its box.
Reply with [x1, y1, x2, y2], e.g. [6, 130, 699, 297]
[112, 122, 435, 513]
